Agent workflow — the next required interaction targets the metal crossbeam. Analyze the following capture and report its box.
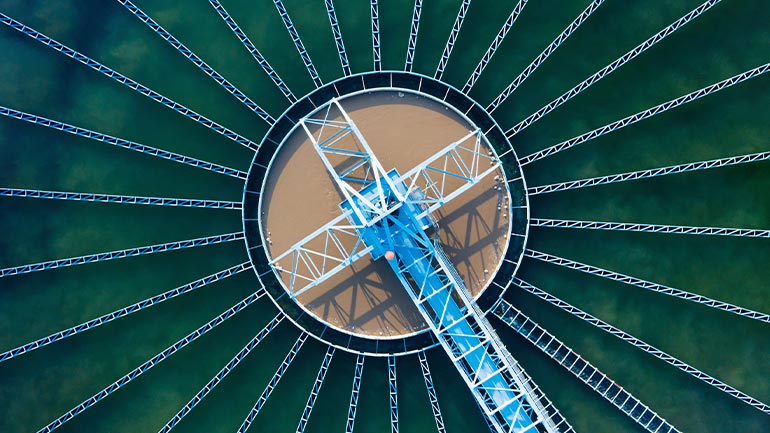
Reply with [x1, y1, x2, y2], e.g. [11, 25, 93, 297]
[528, 150, 770, 195]
[388, 355, 399, 433]
[324, 0, 351, 76]
[238, 333, 308, 433]
[515, 278, 770, 416]
[0, 14, 261, 152]
[531, 218, 770, 238]
[0, 106, 246, 179]
[371, 0, 382, 72]
[0, 232, 244, 278]
[159, 314, 284, 432]
[117, 0, 274, 124]
[417, 351, 447, 433]
[520, 63, 770, 163]
[0, 262, 251, 363]
[296, 346, 336, 433]
[525, 249, 770, 324]
[487, 0, 605, 112]
[37, 290, 265, 433]
[434, 0, 471, 80]
[208, 0, 296, 102]
[270, 212, 373, 297]
[273, 0, 323, 87]
[0, 187, 241, 209]
[346, 354, 365, 433]
[508, 0, 720, 136]
[493, 296, 680, 433]
[462, 0, 528, 93]
[404, 0, 423, 72]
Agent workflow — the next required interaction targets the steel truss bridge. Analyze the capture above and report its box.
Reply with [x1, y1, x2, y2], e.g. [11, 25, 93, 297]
[0, 0, 768, 432]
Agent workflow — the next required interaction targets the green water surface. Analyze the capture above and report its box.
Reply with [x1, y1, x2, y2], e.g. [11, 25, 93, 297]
[0, 0, 768, 432]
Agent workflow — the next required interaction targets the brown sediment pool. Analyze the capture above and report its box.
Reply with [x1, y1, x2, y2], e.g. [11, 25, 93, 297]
[261, 90, 511, 338]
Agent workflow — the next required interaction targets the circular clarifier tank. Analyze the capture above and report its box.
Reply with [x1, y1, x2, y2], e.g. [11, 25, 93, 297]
[260, 89, 512, 339]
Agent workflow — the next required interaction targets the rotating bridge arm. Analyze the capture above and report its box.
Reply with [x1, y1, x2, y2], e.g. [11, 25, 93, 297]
[269, 212, 373, 298]
[399, 128, 500, 218]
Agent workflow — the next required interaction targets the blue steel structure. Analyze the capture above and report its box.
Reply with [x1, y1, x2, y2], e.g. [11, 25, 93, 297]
[270, 97, 568, 433]
[492, 297, 680, 433]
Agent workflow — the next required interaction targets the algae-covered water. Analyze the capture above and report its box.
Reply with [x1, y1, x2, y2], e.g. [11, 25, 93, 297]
[0, 0, 768, 432]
